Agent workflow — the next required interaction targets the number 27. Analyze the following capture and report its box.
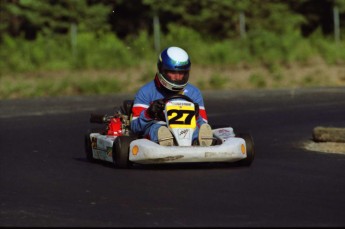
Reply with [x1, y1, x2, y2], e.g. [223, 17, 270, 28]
[167, 109, 195, 125]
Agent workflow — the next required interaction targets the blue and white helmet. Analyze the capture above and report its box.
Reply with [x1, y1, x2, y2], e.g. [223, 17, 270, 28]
[157, 46, 191, 92]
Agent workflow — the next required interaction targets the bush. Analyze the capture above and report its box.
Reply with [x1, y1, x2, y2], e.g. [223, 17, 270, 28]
[249, 73, 266, 88]
[209, 73, 227, 89]
[2, 27, 345, 75]
[125, 30, 156, 60]
[72, 33, 135, 69]
[309, 30, 345, 64]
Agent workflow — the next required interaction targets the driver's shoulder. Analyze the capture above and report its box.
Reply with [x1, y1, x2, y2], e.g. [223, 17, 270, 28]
[136, 81, 157, 97]
[138, 80, 155, 91]
[184, 83, 202, 95]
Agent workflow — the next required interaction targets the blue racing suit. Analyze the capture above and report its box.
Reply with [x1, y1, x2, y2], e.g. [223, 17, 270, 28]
[131, 75, 208, 143]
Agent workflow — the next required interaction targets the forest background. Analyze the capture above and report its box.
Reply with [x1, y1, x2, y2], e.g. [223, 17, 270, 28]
[1, 0, 345, 99]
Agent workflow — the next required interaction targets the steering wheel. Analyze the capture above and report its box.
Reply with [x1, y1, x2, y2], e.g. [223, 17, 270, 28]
[162, 94, 199, 118]
[162, 94, 194, 103]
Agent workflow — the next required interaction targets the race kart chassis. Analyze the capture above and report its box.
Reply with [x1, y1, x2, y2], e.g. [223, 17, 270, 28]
[88, 127, 248, 164]
[85, 97, 255, 168]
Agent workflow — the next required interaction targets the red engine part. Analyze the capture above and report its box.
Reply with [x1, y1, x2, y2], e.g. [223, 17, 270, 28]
[107, 117, 123, 136]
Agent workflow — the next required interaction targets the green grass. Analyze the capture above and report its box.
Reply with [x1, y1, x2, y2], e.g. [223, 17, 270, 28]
[1, 29, 345, 99]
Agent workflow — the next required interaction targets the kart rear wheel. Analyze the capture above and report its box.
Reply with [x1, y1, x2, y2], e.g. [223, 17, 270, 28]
[112, 136, 135, 169]
[84, 131, 95, 162]
[236, 133, 255, 166]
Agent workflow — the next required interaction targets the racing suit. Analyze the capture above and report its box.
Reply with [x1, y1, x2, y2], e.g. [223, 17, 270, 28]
[131, 75, 208, 143]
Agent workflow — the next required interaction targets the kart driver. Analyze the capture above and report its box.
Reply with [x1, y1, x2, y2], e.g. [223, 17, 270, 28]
[130, 46, 213, 146]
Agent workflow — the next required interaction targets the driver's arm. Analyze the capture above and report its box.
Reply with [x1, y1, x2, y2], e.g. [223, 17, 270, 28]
[188, 88, 208, 124]
[130, 89, 161, 134]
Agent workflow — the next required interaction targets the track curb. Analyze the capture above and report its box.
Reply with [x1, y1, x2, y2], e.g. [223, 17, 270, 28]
[312, 126, 345, 143]
[303, 126, 345, 155]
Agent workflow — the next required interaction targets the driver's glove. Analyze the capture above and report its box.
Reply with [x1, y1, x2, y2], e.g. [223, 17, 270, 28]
[146, 99, 165, 120]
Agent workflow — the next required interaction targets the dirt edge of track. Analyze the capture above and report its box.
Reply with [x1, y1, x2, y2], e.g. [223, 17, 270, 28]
[302, 126, 345, 155]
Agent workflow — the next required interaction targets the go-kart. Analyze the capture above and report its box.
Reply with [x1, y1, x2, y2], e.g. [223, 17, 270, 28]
[85, 94, 255, 168]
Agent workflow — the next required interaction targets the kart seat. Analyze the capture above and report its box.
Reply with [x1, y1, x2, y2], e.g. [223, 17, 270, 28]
[121, 100, 134, 116]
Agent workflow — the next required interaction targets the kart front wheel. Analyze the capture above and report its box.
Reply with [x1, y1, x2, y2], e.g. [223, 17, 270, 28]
[112, 136, 135, 169]
[236, 133, 255, 166]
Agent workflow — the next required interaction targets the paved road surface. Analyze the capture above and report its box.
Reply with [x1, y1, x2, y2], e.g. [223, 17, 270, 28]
[1, 87, 345, 227]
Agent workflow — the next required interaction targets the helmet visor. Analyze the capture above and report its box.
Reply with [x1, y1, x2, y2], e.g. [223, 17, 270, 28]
[163, 70, 189, 86]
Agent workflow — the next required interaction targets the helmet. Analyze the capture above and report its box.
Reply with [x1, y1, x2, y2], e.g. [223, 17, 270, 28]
[157, 46, 191, 92]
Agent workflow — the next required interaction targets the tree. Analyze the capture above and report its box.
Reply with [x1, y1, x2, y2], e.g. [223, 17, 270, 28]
[143, 0, 251, 40]
[288, 0, 345, 37]
[0, 0, 111, 41]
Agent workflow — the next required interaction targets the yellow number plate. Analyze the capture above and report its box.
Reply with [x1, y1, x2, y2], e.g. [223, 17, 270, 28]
[166, 102, 196, 129]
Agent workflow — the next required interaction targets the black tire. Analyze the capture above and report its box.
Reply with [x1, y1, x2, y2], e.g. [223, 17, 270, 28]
[84, 131, 95, 162]
[236, 133, 255, 166]
[112, 136, 136, 169]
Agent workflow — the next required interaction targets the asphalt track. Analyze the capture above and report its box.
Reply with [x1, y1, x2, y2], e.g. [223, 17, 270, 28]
[1, 87, 345, 227]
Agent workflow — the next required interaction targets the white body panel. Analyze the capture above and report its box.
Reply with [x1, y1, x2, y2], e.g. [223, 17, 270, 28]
[89, 133, 116, 162]
[128, 137, 246, 164]
[213, 127, 236, 142]
[170, 127, 195, 146]
[89, 127, 247, 165]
